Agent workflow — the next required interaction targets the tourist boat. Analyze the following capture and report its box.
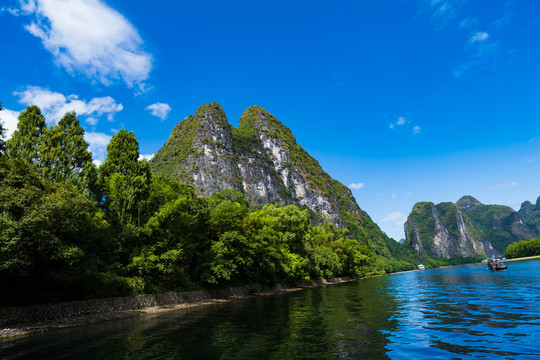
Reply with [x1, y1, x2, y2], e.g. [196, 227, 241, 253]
[487, 258, 508, 270]
[417, 264, 425, 271]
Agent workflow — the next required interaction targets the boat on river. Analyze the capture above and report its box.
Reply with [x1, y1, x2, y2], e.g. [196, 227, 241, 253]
[417, 264, 425, 271]
[487, 258, 508, 270]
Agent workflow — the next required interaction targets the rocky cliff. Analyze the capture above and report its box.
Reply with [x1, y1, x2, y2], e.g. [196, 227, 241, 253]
[151, 102, 395, 256]
[404, 196, 539, 260]
[518, 196, 540, 233]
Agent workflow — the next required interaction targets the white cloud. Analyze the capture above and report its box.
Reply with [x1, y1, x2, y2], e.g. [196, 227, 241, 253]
[349, 182, 365, 190]
[139, 153, 154, 161]
[14, 86, 123, 125]
[84, 131, 111, 163]
[389, 116, 422, 135]
[1, 7, 24, 16]
[469, 31, 489, 43]
[19, 0, 152, 89]
[390, 116, 406, 129]
[0, 108, 21, 140]
[487, 182, 518, 191]
[146, 102, 171, 120]
[380, 211, 407, 226]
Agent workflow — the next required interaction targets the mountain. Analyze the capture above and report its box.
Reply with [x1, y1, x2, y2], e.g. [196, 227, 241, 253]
[151, 102, 398, 257]
[404, 195, 539, 260]
[518, 197, 540, 233]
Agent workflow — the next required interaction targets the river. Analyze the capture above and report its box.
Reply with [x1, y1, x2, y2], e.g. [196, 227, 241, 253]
[2, 258, 540, 359]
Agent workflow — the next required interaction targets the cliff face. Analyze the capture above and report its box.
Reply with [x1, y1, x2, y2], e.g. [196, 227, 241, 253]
[518, 197, 540, 233]
[404, 196, 539, 260]
[151, 102, 395, 256]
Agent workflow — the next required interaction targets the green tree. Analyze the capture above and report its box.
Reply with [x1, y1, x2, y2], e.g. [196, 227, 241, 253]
[243, 204, 312, 282]
[6, 105, 46, 163]
[0, 101, 5, 155]
[201, 230, 254, 284]
[100, 129, 140, 178]
[505, 237, 540, 259]
[0, 156, 109, 304]
[99, 129, 151, 226]
[132, 195, 210, 291]
[39, 112, 93, 189]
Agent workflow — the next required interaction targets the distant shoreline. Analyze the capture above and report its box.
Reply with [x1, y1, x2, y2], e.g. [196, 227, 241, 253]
[504, 255, 540, 262]
[0, 277, 361, 339]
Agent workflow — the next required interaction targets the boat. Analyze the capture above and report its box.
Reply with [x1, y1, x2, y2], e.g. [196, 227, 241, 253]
[417, 264, 425, 271]
[487, 258, 508, 270]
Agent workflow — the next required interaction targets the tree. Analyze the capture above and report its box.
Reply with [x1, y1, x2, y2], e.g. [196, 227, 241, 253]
[99, 129, 151, 226]
[0, 101, 5, 155]
[100, 129, 140, 178]
[6, 105, 46, 163]
[39, 112, 93, 189]
[0, 156, 109, 304]
[132, 195, 210, 291]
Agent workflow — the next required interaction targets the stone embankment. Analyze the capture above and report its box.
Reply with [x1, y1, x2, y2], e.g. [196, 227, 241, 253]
[1, 277, 356, 338]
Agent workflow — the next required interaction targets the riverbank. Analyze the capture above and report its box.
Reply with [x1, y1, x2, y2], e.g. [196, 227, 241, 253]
[505, 255, 540, 262]
[0, 277, 360, 338]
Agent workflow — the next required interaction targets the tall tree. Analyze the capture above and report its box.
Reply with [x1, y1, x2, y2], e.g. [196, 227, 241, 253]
[100, 129, 151, 226]
[39, 112, 93, 189]
[0, 102, 5, 155]
[6, 105, 46, 163]
[100, 129, 140, 178]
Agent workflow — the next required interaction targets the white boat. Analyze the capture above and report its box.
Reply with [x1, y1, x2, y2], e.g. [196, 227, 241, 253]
[418, 264, 425, 271]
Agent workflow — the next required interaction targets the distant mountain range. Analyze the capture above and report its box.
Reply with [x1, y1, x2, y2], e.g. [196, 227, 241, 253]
[403, 195, 540, 260]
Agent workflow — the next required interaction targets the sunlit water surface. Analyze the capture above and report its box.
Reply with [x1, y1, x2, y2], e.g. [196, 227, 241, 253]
[2, 259, 540, 359]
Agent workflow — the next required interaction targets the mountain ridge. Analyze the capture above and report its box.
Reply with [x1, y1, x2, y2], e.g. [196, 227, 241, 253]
[151, 102, 399, 258]
[404, 195, 540, 260]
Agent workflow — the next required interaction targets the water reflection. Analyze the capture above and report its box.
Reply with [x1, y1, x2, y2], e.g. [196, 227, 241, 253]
[2, 260, 540, 359]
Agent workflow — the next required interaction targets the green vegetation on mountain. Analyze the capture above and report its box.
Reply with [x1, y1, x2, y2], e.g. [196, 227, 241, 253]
[404, 195, 539, 263]
[504, 237, 540, 259]
[404, 201, 437, 256]
[518, 197, 540, 233]
[150, 114, 200, 181]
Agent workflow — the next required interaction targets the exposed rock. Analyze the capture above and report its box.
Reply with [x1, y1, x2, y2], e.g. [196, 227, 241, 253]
[405, 197, 539, 260]
[151, 102, 394, 256]
[518, 196, 540, 233]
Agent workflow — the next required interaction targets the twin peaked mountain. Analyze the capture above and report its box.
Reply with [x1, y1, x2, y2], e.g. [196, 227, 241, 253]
[151, 102, 395, 257]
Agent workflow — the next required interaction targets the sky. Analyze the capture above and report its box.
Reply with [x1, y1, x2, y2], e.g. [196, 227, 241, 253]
[1, 0, 540, 241]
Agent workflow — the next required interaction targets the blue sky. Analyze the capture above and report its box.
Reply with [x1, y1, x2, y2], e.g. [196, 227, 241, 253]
[1, 0, 540, 240]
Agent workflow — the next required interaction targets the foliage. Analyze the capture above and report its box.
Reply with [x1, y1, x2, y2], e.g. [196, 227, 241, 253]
[150, 106, 211, 180]
[0, 101, 5, 155]
[517, 198, 540, 234]
[231, 123, 258, 153]
[6, 105, 46, 164]
[463, 203, 518, 253]
[39, 112, 94, 191]
[0, 157, 110, 304]
[504, 237, 540, 259]
[99, 129, 152, 227]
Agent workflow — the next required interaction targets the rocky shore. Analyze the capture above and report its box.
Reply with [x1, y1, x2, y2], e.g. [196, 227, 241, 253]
[1, 277, 359, 338]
